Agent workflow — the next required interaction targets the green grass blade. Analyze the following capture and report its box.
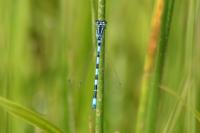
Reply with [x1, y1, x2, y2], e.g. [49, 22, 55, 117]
[161, 85, 200, 131]
[145, 0, 175, 132]
[135, 0, 164, 132]
[0, 97, 63, 133]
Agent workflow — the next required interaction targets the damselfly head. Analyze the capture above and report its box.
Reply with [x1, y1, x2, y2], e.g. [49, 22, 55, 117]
[96, 20, 107, 27]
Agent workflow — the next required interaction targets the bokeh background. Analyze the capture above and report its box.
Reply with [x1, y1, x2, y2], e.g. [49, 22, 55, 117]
[0, 0, 200, 133]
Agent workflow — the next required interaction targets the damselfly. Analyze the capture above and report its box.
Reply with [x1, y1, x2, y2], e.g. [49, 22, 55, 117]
[92, 20, 107, 109]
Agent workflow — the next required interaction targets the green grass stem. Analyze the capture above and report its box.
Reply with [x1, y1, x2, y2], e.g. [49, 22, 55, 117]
[90, 0, 96, 132]
[184, 0, 196, 132]
[96, 0, 106, 132]
[145, 0, 175, 132]
[8, 0, 31, 132]
[57, 0, 69, 132]
[136, 0, 164, 132]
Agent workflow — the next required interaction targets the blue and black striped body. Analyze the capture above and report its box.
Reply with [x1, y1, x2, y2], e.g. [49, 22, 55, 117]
[92, 20, 106, 109]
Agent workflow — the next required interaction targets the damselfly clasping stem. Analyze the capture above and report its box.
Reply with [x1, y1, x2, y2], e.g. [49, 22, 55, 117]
[92, 20, 106, 109]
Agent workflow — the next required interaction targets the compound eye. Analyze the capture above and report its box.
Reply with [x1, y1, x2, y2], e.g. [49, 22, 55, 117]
[96, 20, 107, 26]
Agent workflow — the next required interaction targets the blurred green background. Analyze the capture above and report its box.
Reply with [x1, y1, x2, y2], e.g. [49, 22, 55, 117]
[0, 0, 199, 132]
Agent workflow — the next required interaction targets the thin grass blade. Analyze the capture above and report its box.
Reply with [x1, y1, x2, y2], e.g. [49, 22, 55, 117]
[0, 97, 63, 133]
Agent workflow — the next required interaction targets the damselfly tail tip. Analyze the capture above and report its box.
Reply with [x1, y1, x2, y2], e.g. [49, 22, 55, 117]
[92, 98, 97, 109]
